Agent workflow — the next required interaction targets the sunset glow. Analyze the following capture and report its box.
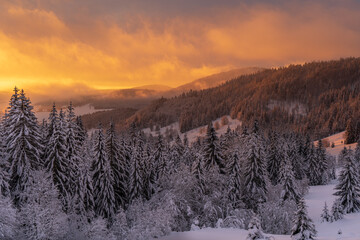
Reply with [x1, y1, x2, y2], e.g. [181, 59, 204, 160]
[1, 0, 360, 94]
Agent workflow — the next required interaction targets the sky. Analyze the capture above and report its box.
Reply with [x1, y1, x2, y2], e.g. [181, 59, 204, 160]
[1, 0, 360, 96]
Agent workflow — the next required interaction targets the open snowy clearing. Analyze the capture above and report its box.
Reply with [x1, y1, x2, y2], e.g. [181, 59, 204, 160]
[159, 132, 360, 240]
[160, 178, 360, 240]
[143, 115, 242, 144]
[321, 131, 357, 157]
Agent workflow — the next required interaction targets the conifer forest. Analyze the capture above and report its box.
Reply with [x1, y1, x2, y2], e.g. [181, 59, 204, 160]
[3, 87, 358, 240]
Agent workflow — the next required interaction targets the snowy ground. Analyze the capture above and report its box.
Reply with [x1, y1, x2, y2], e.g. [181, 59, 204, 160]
[321, 131, 357, 157]
[159, 131, 360, 240]
[143, 115, 242, 144]
[35, 104, 112, 121]
[160, 179, 360, 240]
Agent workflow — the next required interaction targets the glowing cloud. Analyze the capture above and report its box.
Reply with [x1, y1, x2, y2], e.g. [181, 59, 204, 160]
[0, 0, 360, 95]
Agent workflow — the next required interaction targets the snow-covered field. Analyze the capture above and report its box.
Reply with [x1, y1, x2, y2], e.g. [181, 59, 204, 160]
[159, 131, 360, 240]
[160, 180, 360, 240]
[35, 104, 112, 121]
[321, 131, 357, 157]
[143, 115, 242, 144]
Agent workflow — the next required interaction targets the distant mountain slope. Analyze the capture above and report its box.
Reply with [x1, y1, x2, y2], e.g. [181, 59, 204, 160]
[76, 67, 263, 127]
[128, 57, 360, 139]
[163, 67, 264, 97]
[176, 67, 264, 91]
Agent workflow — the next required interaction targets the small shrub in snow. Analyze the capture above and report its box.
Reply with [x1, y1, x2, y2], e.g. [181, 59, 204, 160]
[291, 198, 316, 240]
[259, 200, 296, 235]
[320, 202, 331, 222]
[331, 199, 344, 221]
[246, 215, 265, 240]
[0, 196, 17, 240]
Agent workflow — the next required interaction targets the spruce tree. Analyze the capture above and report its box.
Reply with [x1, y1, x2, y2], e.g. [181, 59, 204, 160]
[288, 136, 305, 180]
[18, 170, 68, 239]
[279, 156, 300, 202]
[129, 133, 144, 202]
[354, 139, 360, 167]
[46, 103, 58, 144]
[227, 151, 242, 207]
[74, 161, 95, 221]
[320, 202, 331, 222]
[106, 122, 127, 209]
[75, 116, 87, 144]
[331, 199, 344, 221]
[243, 123, 267, 210]
[316, 139, 328, 184]
[333, 149, 360, 213]
[266, 131, 282, 185]
[246, 215, 265, 240]
[291, 198, 317, 240]
[203, 122, 225, 173]
[5, 89, 43, 206]
[91, 125, 116, 223]
[64, 102, 81, 196]
[170, 135, 184, 171]
[0, 120, 9, 196]
[152, 135, 165, 181]
[44, 108, 71, 209]
[307, 144, 321, 186]
[191, 153, 206, 195]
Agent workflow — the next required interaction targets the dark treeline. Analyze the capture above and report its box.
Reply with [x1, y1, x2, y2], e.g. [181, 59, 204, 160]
[128, 57, 360, 140]
[0, 88, 340, 239]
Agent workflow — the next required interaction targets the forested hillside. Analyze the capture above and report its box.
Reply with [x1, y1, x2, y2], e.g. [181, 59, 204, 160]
[129, 58, 360, 139]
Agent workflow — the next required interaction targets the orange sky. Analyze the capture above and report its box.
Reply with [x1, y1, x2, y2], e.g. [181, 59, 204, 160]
[1, 0, 360, 95]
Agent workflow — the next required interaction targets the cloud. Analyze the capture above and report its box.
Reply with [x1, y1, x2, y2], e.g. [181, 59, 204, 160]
[0, 0, 359, 96]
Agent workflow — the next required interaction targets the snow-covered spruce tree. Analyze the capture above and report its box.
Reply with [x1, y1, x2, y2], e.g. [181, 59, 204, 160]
[307, 144, 321, 186]
[129, 133, 144, 202]
[287, 136, 305, 180]
[243, 121, 267, 211]
[203, 122, 225, 173]
[153, 134, 167, 180]
[0, 125, 9, 197]
[320, 202, 331, 222]
[91, 125, 116, 224]
[338, 147, 348, 167]
[246, 214, 265, 240]
[301, 135, 311, 165]
[18, 170, 68, 240]
[105, 122, 127, 210]
[170, 134, 184, 170]
[316, 139, 328, 184]
[227, 151, 242, 208]
[0, 118, 9, 197]
[64, 102, 81, 196]
[5, 89, 43, 206]
[75, 116, 87, 144]
[0, 195, 17, 239]
[266, 131, 282, 185]
[142, 143, 155, 201]
[191, 152, 206, 195]
[354, 139, 360, 167]
[119, 135, 132, 197]
[279, 155, 300, 203]
[331, 199, 344, 221]
[45, 103, 58, 145]
[333, 149, 360, 213]
[73, 158, 95, 221]
[44, 108, 72, 210]
[291, 198, 317, 240]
